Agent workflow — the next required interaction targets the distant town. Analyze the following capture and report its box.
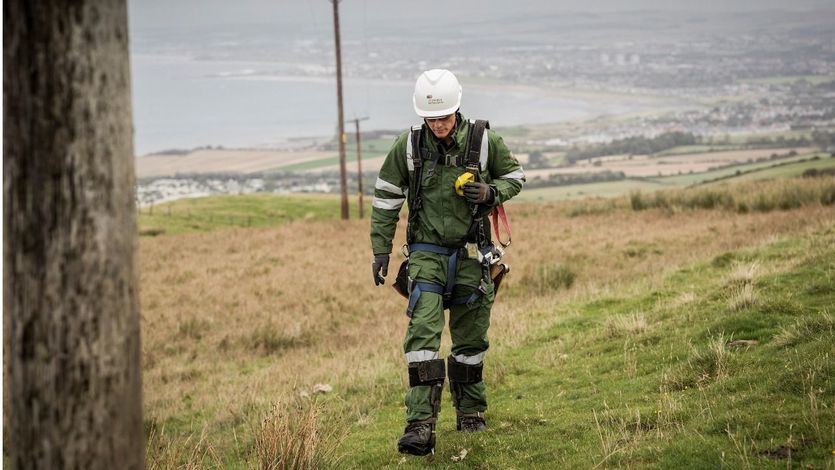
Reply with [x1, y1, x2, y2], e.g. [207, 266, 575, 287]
[134, 8, 835, 206]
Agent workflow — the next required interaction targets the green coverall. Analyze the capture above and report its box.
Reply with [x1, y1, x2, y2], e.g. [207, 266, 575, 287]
[370, 113, 524, 422]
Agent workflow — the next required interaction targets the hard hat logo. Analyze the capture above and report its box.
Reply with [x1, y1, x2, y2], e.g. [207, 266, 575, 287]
[413, 69, 462, 118]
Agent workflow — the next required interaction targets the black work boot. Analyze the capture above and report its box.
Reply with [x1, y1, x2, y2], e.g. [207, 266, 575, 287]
[456, 412, 486, 432]
[397, 420, 435, 456]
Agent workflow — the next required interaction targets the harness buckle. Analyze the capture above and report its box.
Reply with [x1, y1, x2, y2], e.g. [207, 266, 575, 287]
[477, 278, 489, 295]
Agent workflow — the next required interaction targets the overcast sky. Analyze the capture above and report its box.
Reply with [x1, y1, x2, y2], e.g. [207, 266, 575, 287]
[129, 0, 834, 31]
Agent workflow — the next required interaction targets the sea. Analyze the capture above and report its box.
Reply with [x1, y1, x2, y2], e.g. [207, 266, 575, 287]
[130, 54, 644, 156]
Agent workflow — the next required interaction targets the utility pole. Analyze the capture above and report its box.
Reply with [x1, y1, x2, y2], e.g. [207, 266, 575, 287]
[331, 0, 349, 220]
[348, 116, 370, 218]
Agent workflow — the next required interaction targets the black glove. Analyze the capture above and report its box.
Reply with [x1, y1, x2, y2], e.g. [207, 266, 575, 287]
[463, 181, 496, 205]
[372, 254, 389, 286]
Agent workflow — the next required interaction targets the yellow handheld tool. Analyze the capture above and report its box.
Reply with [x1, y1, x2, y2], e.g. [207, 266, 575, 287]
[454, 172, 475, 196]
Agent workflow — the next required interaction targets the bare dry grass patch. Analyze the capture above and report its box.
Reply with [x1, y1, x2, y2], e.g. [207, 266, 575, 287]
[728, 283, 757, 311]
[604, 312, 649, 337]
[253, 401, 341, 470]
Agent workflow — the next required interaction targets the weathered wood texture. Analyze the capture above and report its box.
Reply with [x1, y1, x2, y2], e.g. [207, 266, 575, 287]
[4, 1, 143, 468]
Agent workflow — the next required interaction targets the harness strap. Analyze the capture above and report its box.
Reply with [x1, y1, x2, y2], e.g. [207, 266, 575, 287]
[465, 119, 489, 171]
[405, 241, 483, 316]
[421, 148, 464, 167]
[409, 243, 458, 300]
[406, 282, 482, 316]
[406, 127, 424, 244]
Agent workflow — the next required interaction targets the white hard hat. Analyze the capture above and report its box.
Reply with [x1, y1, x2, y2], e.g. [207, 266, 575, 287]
[412, 69, 462, 118]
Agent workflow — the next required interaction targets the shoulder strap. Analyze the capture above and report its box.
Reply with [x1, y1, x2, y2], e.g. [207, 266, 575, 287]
[406, 125, 425, 244]
[464, 119, 490, 172]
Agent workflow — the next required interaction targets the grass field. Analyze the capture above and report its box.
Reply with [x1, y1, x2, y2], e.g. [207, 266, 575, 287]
[655, 153, 826, 186]
[138, 193, 367, 236]
[139, 176, 834, 468]
[518, 154, 833, 202]
[655, 144, 743, 156]
[516, 179, 668, 202]
[721, 156, 835, 183]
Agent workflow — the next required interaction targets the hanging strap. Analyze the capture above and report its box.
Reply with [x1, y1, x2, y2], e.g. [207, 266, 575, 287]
[491, 204, 512, 248]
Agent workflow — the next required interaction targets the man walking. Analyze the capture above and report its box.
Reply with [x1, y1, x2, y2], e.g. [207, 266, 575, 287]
[370, 69, 525, 456]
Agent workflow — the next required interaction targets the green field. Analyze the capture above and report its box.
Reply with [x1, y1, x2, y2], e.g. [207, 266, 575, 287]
[655, 153, 822, 186]
[722, 156, 835, 183]
[138, 193, 368, 236]
[655, 144, 742, 156]
[518, 153, 832, 202]
[516, 179, 668, 202]
[340, 228, 835, 468]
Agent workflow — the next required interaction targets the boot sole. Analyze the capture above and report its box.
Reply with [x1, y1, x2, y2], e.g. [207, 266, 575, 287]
[397, 442, 433, 456]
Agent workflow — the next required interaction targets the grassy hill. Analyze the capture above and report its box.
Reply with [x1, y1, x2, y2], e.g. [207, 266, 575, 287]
[138, 193, 365, 236]
[339, 226, 835, 468]
[139, 177, 835, 468]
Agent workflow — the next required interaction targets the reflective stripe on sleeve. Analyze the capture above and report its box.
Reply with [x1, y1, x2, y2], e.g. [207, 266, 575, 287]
[375, 177, 404, 195]
[372, 197, 406, 210]
[453, 352, 485, 365]
[498, 168, 525, 181]
[405, 350, 440, 363]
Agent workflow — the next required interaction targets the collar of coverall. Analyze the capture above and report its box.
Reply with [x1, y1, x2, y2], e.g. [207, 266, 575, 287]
[427, 111, 466, 153]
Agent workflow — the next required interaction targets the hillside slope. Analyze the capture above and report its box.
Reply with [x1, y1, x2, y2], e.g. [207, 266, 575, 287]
[138, 178, 835, 468]
[339, 226, 834, 468]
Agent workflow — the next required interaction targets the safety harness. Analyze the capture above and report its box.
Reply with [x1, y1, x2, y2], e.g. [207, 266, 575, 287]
[405, 244, 482, 316]
[398, 119, 499, 317]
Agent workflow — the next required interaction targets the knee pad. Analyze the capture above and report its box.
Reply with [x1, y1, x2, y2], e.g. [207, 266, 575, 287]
[408, 359, 446, 387]
[447, 355, 484, 384]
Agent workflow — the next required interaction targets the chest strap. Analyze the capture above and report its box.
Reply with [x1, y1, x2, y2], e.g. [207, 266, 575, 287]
[421, 148, 464, 167]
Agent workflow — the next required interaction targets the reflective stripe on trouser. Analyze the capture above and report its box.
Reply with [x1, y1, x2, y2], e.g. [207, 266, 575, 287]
[403, 253, 494, 422]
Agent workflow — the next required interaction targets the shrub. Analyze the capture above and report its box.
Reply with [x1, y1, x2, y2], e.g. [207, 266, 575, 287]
[604, 313, 649, 337]
[528, 263, 576, 292]
[821, 184, 835, 206]
[630, 191, 647, 211]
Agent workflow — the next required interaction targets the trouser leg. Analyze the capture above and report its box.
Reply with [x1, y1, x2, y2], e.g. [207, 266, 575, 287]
[403, 289, 444, 422]
[448, 281, 494, 415]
